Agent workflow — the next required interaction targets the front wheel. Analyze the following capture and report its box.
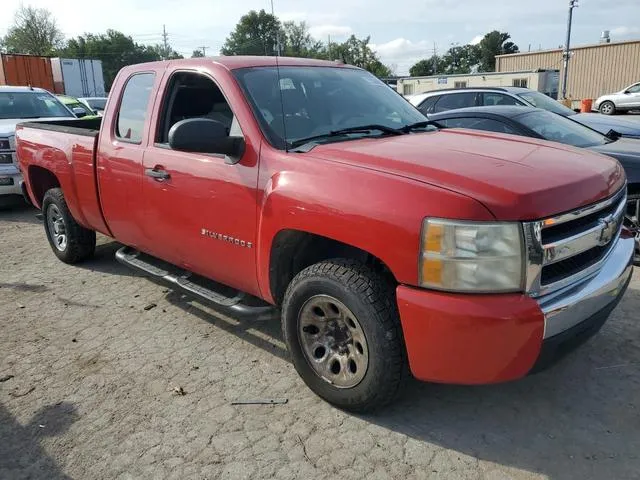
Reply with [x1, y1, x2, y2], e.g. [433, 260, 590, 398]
[599, 101, 616, 115]
[42, 188, 96, 264]
[625, 192, 640, 265]
[282, 259, 407, 412]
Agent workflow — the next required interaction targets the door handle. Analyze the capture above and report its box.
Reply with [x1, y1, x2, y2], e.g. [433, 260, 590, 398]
[145, 167, 171, 181]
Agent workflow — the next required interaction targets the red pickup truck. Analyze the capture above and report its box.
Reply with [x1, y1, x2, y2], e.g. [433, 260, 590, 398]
[17, 57, 634, 411]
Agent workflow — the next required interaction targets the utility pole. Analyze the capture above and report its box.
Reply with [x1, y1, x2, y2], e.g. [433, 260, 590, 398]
[328, 35, 332, 59]
[270, 0, 280, 55]
[432, 42, 438, 74]
[562, 0, 579, 99]
[198, 46, 209, 57]
[162, 24, 169, 60]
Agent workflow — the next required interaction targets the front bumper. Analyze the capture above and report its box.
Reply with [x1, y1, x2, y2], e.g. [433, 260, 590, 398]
[396, 235, 634, 385]
[0, 168, 23, 197]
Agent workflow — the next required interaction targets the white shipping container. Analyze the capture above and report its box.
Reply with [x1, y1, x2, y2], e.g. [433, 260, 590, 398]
[51, 58, 106, 97]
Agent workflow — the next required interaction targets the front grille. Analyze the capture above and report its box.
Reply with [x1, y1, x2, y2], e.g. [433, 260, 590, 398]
[525, 187, 627, 297]
[0, 153, 13, 164]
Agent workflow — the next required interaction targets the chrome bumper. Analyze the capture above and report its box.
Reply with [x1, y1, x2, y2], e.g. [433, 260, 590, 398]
[0, 171, 23, 197]
[537, 235, 634, 339]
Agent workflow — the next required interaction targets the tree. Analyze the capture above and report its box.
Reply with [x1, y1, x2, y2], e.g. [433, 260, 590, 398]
[409, 56, 444, 77]
[60, 30, 161, 90]
[282, 21, 325, 58]
[440, 44, 480, 74]
[221, 10, 281, 56]
[1, 5, 64, 55]
[148, 44, 183, 60]
[191, 49, 205, 58]
[478, 31, 519, 72]
[331, 35, 392, 77]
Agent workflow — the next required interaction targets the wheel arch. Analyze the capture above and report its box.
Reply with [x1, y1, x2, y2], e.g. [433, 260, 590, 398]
[28, 166, 60, 209]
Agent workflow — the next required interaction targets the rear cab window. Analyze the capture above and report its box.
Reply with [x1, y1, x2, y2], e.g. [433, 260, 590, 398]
[116, 73, 156, 143]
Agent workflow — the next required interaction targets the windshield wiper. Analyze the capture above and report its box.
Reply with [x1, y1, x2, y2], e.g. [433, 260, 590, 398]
[400, 120, 441, 133]
[290, 124, 404, 152]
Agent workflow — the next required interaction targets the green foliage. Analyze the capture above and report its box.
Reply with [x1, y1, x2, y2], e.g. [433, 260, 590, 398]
[409, 56, 444, 77]
[60, 30, 162, 90]
[220, 9, 281, 56]
[191, 49, 205, 58]
[478, 31, 519, 72]
[1, 5, 64, 55]
[328, 35, 391, 77]
[148, 44, 184, 61]
[281, 21, 325, 58]
[441, 44, 481, 74]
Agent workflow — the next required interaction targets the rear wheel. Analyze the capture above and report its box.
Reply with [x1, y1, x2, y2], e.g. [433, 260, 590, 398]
[42, 188, 96, 264]
[599, 101, 616, 115]
[625, 192, 640, 265]
[282, 259, 407, 412]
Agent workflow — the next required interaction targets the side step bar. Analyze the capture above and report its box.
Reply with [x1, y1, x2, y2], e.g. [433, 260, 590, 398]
[115, 246, 276, 320]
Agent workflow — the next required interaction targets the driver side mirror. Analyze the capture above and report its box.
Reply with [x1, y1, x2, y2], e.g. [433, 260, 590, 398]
[168, 118, 245, 164]
[72, 107, 87, 118]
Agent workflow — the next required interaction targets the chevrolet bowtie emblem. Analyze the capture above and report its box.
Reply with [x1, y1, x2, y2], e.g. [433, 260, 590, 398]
[597, 214, 617, 246]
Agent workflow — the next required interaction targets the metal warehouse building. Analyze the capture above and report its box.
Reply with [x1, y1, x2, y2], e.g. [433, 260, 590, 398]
[496, 39, 640, 100]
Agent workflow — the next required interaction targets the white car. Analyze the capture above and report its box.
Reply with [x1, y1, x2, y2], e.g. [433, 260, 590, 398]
[593, 82, 640, 115]
[0, 86, 76, 200]
[78, 97, 108, 116]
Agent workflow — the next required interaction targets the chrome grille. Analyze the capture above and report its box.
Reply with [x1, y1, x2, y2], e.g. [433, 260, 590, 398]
[0, 136, 15, 165]
[524, 187, 627, 297]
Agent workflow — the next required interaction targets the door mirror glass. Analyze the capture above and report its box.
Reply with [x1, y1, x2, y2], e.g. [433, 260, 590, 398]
[168, 118, 245, 161]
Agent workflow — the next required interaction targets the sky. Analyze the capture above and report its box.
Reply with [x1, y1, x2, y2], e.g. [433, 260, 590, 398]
[2, 0, 640, 75]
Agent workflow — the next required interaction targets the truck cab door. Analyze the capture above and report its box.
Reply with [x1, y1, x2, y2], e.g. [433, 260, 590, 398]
[141, 70, 261, 296]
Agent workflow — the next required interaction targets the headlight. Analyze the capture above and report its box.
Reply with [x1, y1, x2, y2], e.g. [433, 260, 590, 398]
[420, 219, 524, 293]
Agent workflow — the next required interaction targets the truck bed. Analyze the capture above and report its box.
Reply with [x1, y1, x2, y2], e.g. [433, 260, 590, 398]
[16, 117, 110, 235]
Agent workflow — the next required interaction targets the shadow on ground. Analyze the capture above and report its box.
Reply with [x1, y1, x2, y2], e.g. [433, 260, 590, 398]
[0, 402, 77, 480]
[0, 200, 39, 224]
[76, 240, 144, 278]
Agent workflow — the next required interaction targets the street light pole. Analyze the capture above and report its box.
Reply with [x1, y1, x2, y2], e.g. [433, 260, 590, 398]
[562, 0, 579, 99]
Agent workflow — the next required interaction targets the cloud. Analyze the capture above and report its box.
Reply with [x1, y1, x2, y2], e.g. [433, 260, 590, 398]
[610, 26, 640, 36]
[370, 38, 432, 60]
[308, 25, 353, 39]
[469, 35, 484, 45]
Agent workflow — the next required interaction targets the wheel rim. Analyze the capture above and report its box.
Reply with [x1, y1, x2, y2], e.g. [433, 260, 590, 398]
[297, 295, 369, 388]
[624, 196, 640, 263]
[46, 204, 67, 251]
[601, 103, 613, 114]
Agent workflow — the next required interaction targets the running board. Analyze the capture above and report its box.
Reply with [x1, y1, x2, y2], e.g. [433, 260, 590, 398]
[115, 246, 276, 319]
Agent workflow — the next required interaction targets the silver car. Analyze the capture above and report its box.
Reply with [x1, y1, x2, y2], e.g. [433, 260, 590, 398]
[594, 82, 640, 115]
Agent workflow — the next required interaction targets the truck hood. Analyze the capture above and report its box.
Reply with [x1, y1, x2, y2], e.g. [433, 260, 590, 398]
[0, 117, 73, 137]
[306, 129, 625, 220]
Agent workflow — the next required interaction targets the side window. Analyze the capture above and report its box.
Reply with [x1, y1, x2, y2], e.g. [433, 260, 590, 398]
[627, 83, 640, 93]
[157, 71, 242, 145]
[417, 96, 439, 115]
[433, 93, 477, 113]
[116, 73, 155, 143]
[438, 117, 518, 134]
[481, 93, 520, 106]
[512, 79, 528, 88]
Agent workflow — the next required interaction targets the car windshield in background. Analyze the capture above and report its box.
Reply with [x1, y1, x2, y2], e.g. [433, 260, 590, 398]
[86, 98, 107, 111]
[0, 92, 73, 120]
[234, 66, 428, 149]
[516, 90, 575, 116]
[517, 110, 608, 148]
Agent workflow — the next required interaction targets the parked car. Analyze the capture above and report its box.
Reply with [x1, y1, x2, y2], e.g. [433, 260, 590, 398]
[593, 82, 640, 115]
[408, 87, 640, 138]
[78, 97, 107, 116]
[56, 94, 98, 118]
[16, 57, 634, 411]
[426, 105, 640, 262]
[0, 86, 75, 201]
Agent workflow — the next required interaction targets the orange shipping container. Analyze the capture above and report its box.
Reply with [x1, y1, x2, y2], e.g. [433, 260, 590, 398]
[0, 54, 58, 93]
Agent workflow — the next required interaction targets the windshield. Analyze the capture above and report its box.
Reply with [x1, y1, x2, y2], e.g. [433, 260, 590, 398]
[234, 66, 426, 149]
[517, 91, 575, 117]
[517, 110, 608, 148]
[0, 91, 73, 120]
[86, 98, 107, 111]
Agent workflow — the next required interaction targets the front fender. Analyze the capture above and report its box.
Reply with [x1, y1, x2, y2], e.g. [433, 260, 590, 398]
[255, 165, 494, 302]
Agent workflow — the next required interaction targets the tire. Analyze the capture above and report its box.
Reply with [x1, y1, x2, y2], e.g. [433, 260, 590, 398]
[282, 259, 407, 412]
[599, 101, 616, 115]
[625, 192, 640, 265]
[42, 188, 96, 264]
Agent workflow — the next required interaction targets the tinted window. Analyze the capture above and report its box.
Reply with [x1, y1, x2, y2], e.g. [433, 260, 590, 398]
[418, 95, 439, 115]
[0, 92, 73, 120]
[517, 91, 574, 116]
[517, 111, 607, 147]
[481, 93, 521, 106]
[117, 73, 155, 143]
[627, 83, 640, 93]
[439, 117, 518, 134]
[234, 66, 426, 149]
[433, 93, 477, 113]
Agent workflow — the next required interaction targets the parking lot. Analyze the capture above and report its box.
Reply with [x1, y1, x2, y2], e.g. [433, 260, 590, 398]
[1, 203, 640, 480]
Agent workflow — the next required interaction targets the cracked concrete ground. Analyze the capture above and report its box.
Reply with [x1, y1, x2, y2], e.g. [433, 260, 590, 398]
[1, 202, 639, 480]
